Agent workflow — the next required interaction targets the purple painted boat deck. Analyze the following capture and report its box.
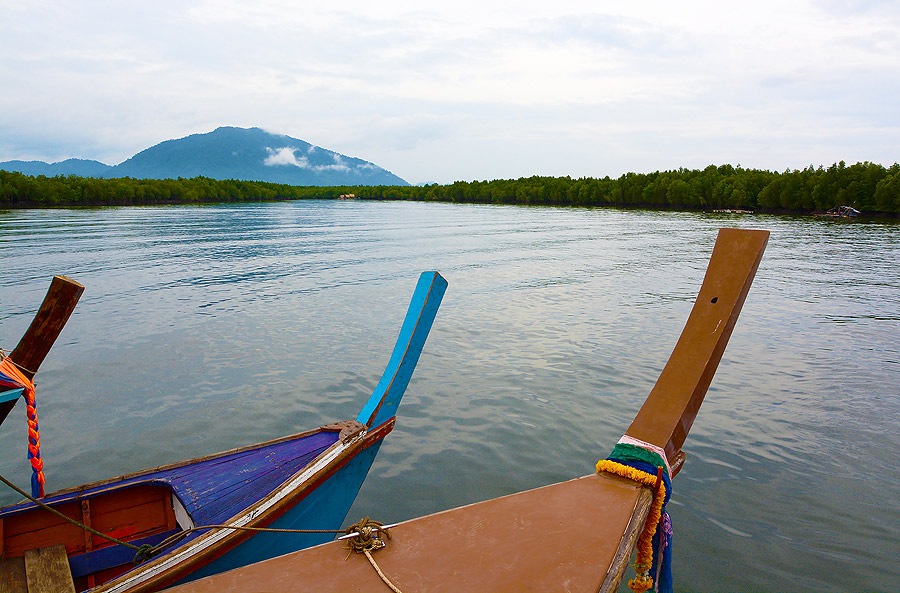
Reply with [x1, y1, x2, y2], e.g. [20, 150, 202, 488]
[0, 427, 342, 574]
[2, 430, 340, 526]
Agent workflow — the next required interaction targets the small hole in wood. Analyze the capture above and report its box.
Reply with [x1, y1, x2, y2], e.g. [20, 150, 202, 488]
[710, 297, 718, 304]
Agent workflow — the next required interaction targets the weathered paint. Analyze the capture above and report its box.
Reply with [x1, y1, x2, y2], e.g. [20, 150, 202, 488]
[178, 440, 384, 583]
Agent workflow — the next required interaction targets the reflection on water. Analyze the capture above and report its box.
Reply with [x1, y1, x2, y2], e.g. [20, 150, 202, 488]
[1, 202, 898, 592]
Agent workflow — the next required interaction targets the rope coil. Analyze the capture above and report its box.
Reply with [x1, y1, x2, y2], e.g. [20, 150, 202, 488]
[344, 517, 404, 593]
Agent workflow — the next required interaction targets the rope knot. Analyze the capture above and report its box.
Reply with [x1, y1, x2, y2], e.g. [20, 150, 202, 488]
[343, 518, 403, 593]
[133, 543, 158, 565]
[344, 517, 391, 554]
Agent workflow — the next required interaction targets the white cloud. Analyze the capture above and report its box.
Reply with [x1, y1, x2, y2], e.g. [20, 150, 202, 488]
[263, 147, 351, 172]
[263, 147, 306, 167]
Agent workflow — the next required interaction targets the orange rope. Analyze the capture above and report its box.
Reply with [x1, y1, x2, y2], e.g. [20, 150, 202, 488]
[1, 356, 45, 497]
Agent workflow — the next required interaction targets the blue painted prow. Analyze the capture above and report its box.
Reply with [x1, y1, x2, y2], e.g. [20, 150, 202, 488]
[356, 271, 448, 429]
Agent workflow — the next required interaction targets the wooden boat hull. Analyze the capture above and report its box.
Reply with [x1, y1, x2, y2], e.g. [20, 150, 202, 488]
[1, 421, 387, 592]
[0, 271, 448, 593]
[168, 432, 389, 585]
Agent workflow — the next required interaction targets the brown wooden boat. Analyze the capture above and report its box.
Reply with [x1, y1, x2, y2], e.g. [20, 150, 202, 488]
[163, 227, 769, 593]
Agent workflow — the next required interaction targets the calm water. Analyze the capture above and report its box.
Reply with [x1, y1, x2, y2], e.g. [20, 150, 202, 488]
[1, 201, 897, 592]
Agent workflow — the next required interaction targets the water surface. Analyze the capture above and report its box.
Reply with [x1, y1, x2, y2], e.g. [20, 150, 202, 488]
[1, 201, 897, 592]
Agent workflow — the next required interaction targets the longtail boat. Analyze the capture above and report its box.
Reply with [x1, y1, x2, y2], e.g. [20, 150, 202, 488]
[0, 271, 448, 593]
[163, 228, 768, 593]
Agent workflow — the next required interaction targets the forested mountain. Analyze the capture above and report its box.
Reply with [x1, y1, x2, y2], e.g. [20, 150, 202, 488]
[0, 127, 408, 186]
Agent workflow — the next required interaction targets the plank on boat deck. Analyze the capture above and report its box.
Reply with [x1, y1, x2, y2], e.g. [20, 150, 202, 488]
[1, 546, 76, 593]
[1, 550, 79, 593]
[166, 473, 652, 593]
[0, 555, 27, 593]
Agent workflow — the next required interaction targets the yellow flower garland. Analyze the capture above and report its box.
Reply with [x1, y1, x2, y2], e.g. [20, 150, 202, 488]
[595, 459, 668, 593]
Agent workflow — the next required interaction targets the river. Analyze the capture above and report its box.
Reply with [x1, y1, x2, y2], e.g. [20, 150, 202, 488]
[1, 201, 897, 592]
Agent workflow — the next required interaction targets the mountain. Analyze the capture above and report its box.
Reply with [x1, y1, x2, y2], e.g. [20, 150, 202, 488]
[0, 127, 408, 186]
[0, 158, 112, 177]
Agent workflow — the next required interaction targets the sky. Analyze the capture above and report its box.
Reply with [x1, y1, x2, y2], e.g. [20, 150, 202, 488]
[1, 1, 898, 185]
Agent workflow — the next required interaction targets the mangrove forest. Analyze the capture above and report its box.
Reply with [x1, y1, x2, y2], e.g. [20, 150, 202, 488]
[2, 161, 899, 215]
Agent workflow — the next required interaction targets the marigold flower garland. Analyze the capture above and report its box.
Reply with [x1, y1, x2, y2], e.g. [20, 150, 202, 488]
[596, 439, 673, 593]
[595, 459, 666, 592]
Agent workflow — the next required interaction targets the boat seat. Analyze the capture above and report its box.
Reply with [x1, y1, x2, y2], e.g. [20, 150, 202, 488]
[0, 544, 76, 593]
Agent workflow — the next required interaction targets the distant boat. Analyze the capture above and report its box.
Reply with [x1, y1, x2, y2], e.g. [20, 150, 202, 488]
[824, 205, 860, 218]
[0, 272, 447, 593]
[165, 228, 769, 593]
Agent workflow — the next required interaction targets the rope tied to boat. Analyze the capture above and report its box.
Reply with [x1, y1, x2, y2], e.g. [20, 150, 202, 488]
[0, 353, 46, 498]
[344, 517, 404, 593]
[596, 436, 674, 593]
[0, 472, 399, 568]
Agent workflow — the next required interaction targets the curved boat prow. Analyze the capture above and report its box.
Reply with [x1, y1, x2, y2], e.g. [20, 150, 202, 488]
[624, 228, 769, 473]
[356, 271, 448, 429]
[0, 275, 84, 427]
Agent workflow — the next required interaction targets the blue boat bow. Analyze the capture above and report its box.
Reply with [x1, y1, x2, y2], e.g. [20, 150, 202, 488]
[0, 271, 447, 593]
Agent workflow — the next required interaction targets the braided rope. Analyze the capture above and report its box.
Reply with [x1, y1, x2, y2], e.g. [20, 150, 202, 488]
[0, 355, 45, 497]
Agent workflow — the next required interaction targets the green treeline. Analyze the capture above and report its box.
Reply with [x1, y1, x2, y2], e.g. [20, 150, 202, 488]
[3, 161, 899, 214]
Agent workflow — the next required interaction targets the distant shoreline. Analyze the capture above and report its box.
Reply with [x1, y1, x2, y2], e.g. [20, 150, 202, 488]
[2, 161, 898, 216]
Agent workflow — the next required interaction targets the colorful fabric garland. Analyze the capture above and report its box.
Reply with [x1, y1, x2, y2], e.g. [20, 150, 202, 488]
[596, 438, 674, 593]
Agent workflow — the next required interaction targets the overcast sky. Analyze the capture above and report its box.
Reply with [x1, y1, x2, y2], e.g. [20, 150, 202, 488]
[2, 1, 898, 184]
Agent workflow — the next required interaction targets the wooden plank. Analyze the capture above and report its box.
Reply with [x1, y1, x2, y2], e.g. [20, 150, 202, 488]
[2, 500, 86, 557]
[89, 485, 175, 544]
[24, 545, 76, 593]
[81, 499, 96, 590]
[0, 276, 84, 427]
[0, 556, 27, 593]
[3, 484, 175, 560]
[600, 488, 654, 593]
